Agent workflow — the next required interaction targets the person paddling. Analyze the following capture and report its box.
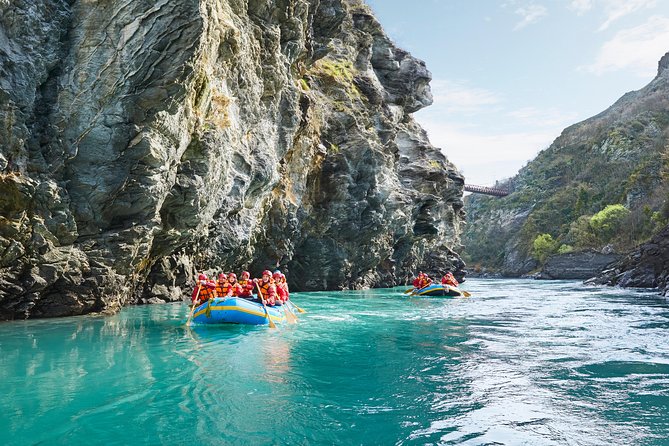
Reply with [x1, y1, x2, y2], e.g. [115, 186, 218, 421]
[413, 272, 432, 290]
[215, 273, 228, 298]
[273, 271, 288, 304]
[412, 272, 421, 289]
[193, 273, 215, 305]
[276, 272, 290, 303]
[254, 270, 278, 306]
[441, 271, 459, 287]
[237, 271, 255, 299]
[225, 273, 243, 297]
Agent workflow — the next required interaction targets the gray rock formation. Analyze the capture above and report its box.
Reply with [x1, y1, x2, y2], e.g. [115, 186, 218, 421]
[588, 225, 669, 295]
[538, 250, 620, 280]
[0, 0, 464, 319]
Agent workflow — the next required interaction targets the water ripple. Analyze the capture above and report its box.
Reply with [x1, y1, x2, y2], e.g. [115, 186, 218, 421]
[1, 279, 669, 445]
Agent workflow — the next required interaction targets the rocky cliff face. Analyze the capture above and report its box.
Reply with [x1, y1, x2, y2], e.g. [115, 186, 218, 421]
[0, 0, 465, 319]
[538, 250, 620, 280]
[589, 225, 669, 295]
[463, 51, 669, 277]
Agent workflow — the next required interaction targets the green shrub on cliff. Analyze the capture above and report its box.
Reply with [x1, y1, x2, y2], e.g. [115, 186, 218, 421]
[532, 233, 558, 263]
[566, 215, 599, 248]
[589, 204, 630, 242]
[557, 244, 574, 254]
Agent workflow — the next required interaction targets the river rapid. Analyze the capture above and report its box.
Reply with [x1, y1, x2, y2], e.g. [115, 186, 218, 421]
[2, 279, 669, 445]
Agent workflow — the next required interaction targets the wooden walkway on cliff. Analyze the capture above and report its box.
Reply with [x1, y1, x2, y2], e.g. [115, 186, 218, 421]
[464, 184, 510, 197]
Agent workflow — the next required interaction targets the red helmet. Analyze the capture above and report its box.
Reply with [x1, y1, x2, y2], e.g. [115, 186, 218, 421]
[272, 271, 281, 279]
[241, 271, 250, 279]
[198, 273, 207, 280]
[228, 273, 237, 280]
[218, 273, 227, 280]
[280, 273, 286, 280]
[262, 270, 272, 277]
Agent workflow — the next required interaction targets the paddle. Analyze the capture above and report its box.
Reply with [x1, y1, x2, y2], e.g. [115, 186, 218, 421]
[287, 300, 306, 313]
[410, 281, 433, 296]
[186, 285, 201, 327]
[283, 300, 298, 324]
[254, 281, 277, 328]
[445, 284, 471, 298]
[403, 287, 415, 294]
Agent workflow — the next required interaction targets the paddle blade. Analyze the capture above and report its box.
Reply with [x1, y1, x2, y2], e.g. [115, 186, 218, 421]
[285, 305, 298, 323]
[291, 302, 306, 313]
[403, 288, 414, 294]
[462, 291, 471, 297]
[185, 304, 196, 327]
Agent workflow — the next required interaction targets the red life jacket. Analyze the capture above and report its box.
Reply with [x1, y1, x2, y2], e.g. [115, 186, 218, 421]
[441, 274, 458, 287]
[237, 280, 254, 297]
[276, 281, 288, 300]
[191, 285, 202, 303]
[228, 282, 242, 297]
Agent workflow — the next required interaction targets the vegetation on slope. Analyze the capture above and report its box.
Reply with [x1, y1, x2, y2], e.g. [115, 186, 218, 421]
[463, 59, 669, 273]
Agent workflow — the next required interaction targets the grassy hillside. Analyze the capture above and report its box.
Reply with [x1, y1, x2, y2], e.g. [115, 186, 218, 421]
[463, 53, 669, 274]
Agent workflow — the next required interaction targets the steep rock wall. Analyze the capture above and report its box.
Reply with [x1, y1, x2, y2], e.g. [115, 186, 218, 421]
[0, 0, 464, 319]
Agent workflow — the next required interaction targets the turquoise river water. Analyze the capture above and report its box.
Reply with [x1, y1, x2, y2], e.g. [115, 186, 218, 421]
[2, 279, 669, 445]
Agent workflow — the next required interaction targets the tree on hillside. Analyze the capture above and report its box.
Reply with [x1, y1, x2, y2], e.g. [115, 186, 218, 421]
[532, 233, 558, 264]
[566, 215, 598, 248]
[590, 204, 631, 243]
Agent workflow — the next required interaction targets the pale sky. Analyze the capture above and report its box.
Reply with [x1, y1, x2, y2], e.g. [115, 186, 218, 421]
[365, 0, 669, 186]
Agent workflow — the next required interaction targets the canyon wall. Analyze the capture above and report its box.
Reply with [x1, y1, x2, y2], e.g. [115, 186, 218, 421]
[0, 0, 464, 319]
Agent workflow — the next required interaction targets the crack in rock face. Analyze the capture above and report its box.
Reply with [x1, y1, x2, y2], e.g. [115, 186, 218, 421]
[0, 0, 464, 319]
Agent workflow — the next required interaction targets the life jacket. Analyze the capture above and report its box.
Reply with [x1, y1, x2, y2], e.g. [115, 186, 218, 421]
[413, 278, 421, 288]
[217, 282, 234, 297]
[257, 279, 277, 305]
[418, 277, 432, 289]
[215, 280, 227, 297]
[227, 282, 242, 297]
[198, 285, 213, 302]
[276, 280, 288, 300]
[191, 285, 202, 303]
[237, 280, 254, 297]
[441, 274, 458, 287]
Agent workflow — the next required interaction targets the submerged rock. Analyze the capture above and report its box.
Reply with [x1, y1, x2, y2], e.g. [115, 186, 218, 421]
[0, 0, 464, 319]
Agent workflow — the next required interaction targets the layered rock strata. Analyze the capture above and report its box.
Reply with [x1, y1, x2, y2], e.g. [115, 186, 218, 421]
[589, 225, 669, 295]
[537, 250, 620, 280]
[0, 0, 464, 319]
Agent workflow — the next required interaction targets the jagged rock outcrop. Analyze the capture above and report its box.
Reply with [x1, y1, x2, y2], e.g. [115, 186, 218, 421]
[537, 250, 620, 280]
[0, 0, 464, 319]
[589, 225, 669, 295]
[463, 51, 669, 277]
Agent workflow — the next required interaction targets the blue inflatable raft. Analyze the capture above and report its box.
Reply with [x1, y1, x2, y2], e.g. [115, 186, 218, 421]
[191, 297, 287, 325]
[411, 284, 463, 297]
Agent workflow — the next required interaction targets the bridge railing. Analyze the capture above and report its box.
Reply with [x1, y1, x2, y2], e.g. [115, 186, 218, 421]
[464, 184, 510, 197]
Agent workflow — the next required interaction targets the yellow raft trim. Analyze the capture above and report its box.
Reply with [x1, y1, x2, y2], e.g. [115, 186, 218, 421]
[194, 305, 286, 322]
[414, 285, 462, 297]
